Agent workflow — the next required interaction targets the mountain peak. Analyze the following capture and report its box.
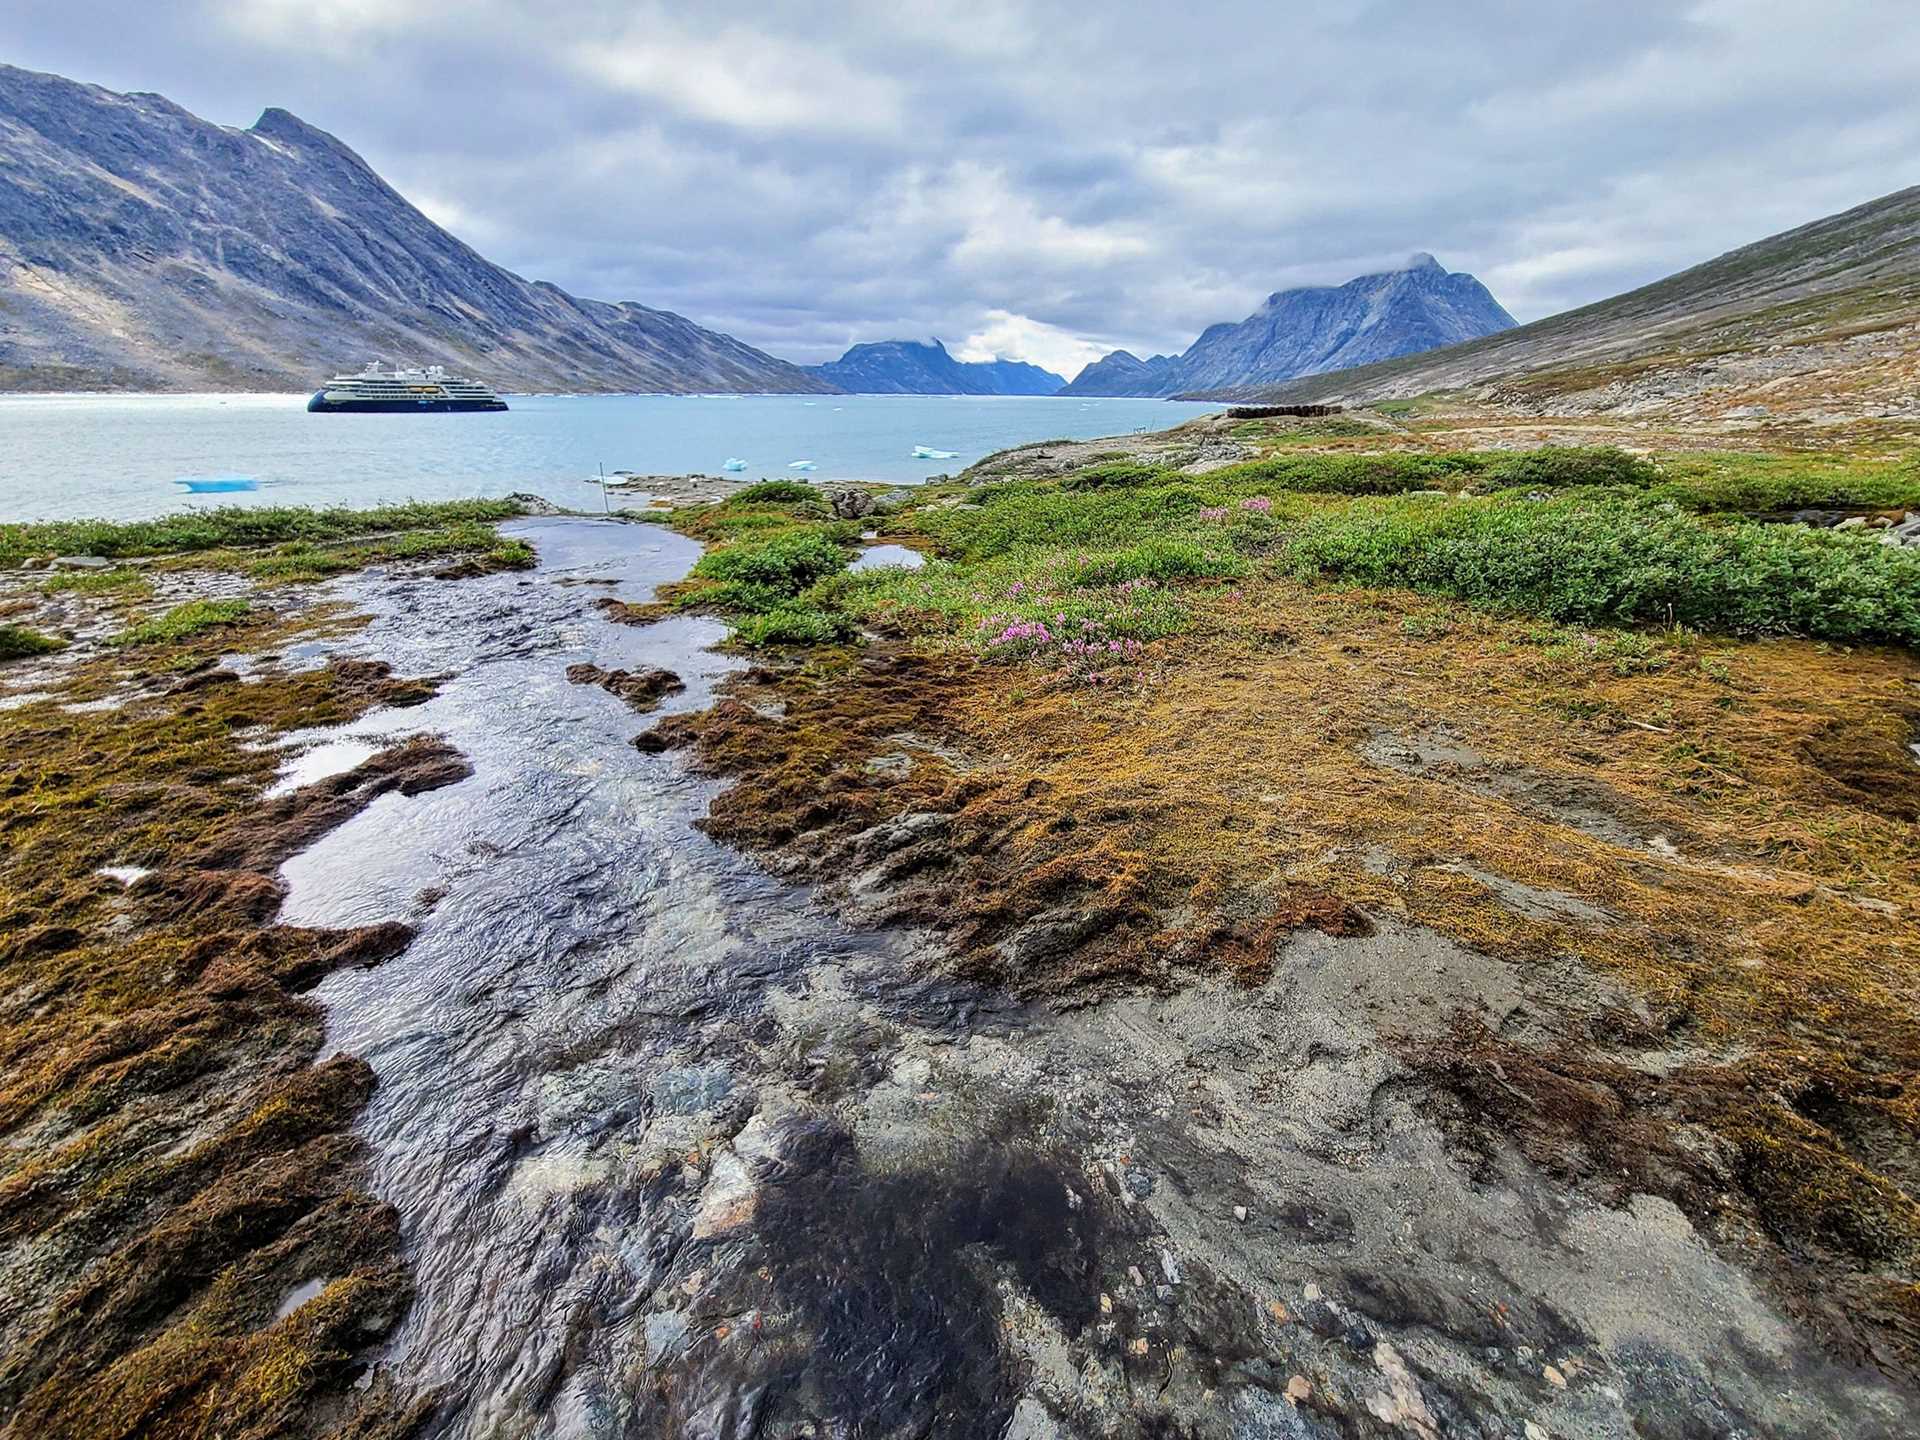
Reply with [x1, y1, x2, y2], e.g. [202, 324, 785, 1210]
[1061, 257, 1515, 397]
[0, 66, 834, 394]
[808, 338, 1065, 395]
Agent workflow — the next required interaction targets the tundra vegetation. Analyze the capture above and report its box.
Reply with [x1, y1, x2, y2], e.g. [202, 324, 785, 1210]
[0, 499, 528, 1438]
[642, 436, 1920, 1378]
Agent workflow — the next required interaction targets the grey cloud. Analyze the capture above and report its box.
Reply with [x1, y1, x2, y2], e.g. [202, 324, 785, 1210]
[1, 0, 1914, 375]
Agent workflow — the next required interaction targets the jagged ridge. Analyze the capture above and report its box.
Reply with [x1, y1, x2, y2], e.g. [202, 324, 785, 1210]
[806, 338, 1065, 395]
[1063, 255, 1515, 397]
[0, 64, 836, 394]
[1195, 186, 1920, 414]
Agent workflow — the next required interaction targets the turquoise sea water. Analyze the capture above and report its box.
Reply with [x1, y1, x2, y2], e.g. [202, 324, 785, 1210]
[0, 392, 1213, 521]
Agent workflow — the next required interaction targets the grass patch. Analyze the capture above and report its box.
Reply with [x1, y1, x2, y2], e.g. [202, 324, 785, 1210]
[37, 567, 153, 599]
[0, 499, 524, 568]
[686, 528, 856, 615]
[111, 599, 252, 648]
[238, 523, 534, 581]
[0, 624, 65, 661]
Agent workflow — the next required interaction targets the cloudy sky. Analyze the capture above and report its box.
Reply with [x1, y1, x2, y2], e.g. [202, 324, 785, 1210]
[5, 1, 1917, 376]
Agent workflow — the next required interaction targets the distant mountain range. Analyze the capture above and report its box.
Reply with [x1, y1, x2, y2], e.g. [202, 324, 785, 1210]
[1190, 187, 1920, 420]
[1064, 255, 1515, 397]
[806, 338, 1065, 395]
[0, 64, 833, 394]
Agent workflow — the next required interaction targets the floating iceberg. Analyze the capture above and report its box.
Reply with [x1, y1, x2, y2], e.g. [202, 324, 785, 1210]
[175, 475, 259, 493]
[787, 460, 818, 471]
[722, 457, 748, 472]
[911, 446, 960, 460]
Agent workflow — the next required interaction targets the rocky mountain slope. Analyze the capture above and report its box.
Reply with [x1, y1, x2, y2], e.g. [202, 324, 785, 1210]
[1199, 186, 1920, 423]
[1063, 255, 1514, 397]
[1062, 349, 1181, 396]
[806, 338, 1065, 395]
[0, 64, 835, 394]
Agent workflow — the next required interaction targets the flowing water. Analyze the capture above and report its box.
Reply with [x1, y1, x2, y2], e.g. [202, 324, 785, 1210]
[266, 520, 1914, 1439]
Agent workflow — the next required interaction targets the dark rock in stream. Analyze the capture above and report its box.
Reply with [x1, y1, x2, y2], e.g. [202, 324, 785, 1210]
[565, 660, 686, 713]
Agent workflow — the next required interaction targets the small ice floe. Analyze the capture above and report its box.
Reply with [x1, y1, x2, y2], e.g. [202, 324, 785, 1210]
[722, 458, 748, 472]
[176, 475, 259, 493]
[787, 460, 818, 471]
[911, 446, 959, 460]
[97, 865, 152, 887]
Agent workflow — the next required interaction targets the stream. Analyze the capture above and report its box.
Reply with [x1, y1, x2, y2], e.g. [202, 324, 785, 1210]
[266, 519, 1912, 1439]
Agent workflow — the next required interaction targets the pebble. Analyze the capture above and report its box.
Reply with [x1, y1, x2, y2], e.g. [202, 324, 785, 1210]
[1543, 1363, 1567, 1388]
[1127, 1265, 1146, 1287]
[1233, 1205, 1249, 1221]
[1100, 1292, 1113, 1315]
[1156, 1284, 1175, 1303]
[1285, 1375, 1312, 1405]
[1304, 1282, 1322, 1301]
[1129, 1337, 1150, 1356]
[1525, 1425, 1549, 1440]
[1159, 1249, 1182, 1284]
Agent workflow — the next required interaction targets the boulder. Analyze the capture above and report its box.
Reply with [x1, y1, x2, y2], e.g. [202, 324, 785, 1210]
[821, 487, 876, 520]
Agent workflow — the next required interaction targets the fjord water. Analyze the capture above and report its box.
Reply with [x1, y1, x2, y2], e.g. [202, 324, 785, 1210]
[0, 392, 1211, 520]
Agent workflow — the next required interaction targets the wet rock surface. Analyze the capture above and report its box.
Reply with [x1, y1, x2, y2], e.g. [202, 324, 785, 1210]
[565, 660, 687, 713]
[238, 519, 1919, 1438]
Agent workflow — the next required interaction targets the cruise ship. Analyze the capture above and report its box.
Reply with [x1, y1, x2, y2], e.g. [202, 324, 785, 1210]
[306, 363, 508, 413]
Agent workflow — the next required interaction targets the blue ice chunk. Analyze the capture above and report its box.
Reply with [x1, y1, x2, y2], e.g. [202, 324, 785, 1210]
[787, 460, 817, 471]
[175, 475, 259, 493]
[911, 446, 959, 460]
[722, 458, 748, 472]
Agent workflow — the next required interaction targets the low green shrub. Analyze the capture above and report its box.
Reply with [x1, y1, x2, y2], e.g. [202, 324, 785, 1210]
[733, 605, 856, 645]
[0, 624, 65, 661]
[728, 479, 819, 505]
[1060, 461, 1175, 491]
[690, 529, 854, 614]
[1286, 494, 1920, 645]
[1487, 447, 1660, 491]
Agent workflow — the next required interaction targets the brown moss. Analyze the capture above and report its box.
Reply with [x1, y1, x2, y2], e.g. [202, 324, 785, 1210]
[655, 574, 1920, 1371]
[0, 629, 460, 1435]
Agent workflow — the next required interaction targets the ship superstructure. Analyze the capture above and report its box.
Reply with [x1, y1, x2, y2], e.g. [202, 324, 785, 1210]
[307, 363, 508, 413]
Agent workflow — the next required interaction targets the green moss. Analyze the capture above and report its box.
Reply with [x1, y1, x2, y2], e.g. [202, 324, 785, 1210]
[239, 523, 533, 581]
[0, 624, 65, 661]
[38, 567, 153, 598]
[111, 600, 251, 648]
[0, 499, 524, 568]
